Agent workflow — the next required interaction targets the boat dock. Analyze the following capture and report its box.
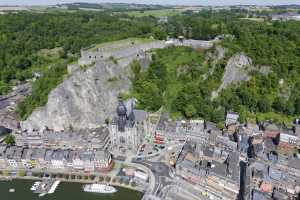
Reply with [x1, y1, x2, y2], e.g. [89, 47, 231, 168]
[48, 180, 60, 194]
[32, 179, 60, 196]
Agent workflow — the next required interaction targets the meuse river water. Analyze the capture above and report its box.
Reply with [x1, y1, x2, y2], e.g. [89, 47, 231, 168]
[0, 179, 143, 200]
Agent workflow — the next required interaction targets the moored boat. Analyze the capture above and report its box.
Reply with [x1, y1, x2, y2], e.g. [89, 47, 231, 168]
[9, 188, 15, 192]
[83, 184, 117, 194]
[30, 181, 41, 191]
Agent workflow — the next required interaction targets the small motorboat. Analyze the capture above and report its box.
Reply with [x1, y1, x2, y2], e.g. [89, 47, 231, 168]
[9, 188, 15, 193]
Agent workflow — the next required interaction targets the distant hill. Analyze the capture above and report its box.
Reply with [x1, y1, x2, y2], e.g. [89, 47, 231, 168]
[56, 2, 170, 11]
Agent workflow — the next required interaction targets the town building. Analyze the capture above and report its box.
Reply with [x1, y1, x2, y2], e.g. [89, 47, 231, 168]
[109, 99, 148, 155]
[94, 149, 113, 172]
[225, 111, 239, 127]
[15, 127, 109, 150]
[176, 138, 240, 200]
[21, 148, 32, 168]
[81, 150, 94, 172]
[0, 145, 7, 168]
[73, 149, 84, 170]
[31, 148, 46, 168]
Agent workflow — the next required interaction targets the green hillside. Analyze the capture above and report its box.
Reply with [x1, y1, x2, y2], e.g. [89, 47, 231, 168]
[131, 11, 300, 125]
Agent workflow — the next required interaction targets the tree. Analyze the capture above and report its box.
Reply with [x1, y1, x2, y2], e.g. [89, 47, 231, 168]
[272, 97, 285, 113]
[257, 98, 271, 113]
[131, 60, 141, 77]
[137, 81, 162, 111]
[295, 98, 300, 115]
[210, 107, 225, 123]
[153, 27, 167, 40]
[4, 134, 15, 145]
[183, 104, 197, 118]
[238, 106, 248, 124]
[285, 100, 295, 115]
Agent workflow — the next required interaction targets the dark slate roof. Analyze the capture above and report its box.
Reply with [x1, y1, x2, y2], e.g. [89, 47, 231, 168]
[203, 146, 214, 157]
[44, 149, 54, 161]
[252, 190, 268, 200]
[253, 143, 263, 155]
[31, 148, 45, 160]
[52, 149, 64, 161]
[211, 161, 227, 177]
[228, 151, 239, 180]
[116, 100, 127, 116]
[273, 190, 289, 200]
[264, 138, 276, 152]
[0, 126, 12, 136]
[269, 166, 282, 181]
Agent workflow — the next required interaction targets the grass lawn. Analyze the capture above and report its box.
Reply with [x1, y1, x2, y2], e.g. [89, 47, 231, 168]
[90, 37, 155, 52]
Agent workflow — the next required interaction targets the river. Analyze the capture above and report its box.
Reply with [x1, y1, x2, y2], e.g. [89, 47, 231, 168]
[0, 179, 143, 200]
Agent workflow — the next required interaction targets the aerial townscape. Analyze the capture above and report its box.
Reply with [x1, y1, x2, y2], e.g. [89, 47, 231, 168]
[0, 1, 300, 200]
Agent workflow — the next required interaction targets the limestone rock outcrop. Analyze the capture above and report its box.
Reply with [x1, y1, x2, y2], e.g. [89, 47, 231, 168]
[21, 59, 136, 132]
[211, 53, 253, 99]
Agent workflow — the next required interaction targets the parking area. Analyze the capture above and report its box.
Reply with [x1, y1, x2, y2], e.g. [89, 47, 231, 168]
[137, 143, 164, 157]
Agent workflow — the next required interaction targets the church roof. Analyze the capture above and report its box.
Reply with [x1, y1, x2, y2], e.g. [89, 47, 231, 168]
[116, 100, 127, 116]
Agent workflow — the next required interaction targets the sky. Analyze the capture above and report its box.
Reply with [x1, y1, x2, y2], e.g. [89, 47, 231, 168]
[1, 0, 300, 6]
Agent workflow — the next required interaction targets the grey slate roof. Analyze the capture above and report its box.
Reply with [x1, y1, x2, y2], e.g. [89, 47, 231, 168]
[31, 148, 45, 160]
[21, 148, 31, 160]
[269, 166, 282, 181]
[51, 149, 64, 161]
[133, 110, 148, 123]
[12, 146, 23, 160]
[94, 150, 110, 161]
[0, 145, 6, 158]
[5, 146, 16, 159]
[211, 161, 227, 176]
[44, 149, 54, 161]
[252, 190, 268, 200]
[287, 158, 300, 170]
[80, 151, 94, 161]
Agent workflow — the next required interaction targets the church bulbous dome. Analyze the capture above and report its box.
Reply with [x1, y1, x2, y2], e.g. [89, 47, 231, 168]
[116, 101, 127, 116]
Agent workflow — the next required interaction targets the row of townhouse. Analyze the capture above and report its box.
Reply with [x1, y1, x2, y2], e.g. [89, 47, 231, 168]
[0, 145, 113, 173]
[15, 127, 110, 150]
[176, 140, 240, 200]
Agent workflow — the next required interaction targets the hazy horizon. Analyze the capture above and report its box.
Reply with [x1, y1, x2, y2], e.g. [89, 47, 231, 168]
[1, 0, 300, 6]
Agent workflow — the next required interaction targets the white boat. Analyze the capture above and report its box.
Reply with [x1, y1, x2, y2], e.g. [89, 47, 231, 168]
[39, 193, 46, 197]
[30, 181, 41, 191]
[9, 188, 15, 193]
[30, 187, 36, 191]
[83, 184, 117, 194]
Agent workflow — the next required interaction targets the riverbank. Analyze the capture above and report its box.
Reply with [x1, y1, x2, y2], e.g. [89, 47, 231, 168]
[0, 174, 144, 193]
[0, 179, 143, 200]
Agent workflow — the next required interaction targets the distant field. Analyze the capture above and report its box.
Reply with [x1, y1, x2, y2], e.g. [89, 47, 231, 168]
[124, 9, 183, 17]
[240, 17, 265, 22]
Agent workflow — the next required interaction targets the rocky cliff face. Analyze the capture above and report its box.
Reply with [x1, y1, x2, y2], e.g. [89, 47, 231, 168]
[21, 57, 147, 132]
[211, 53, 253, 99]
